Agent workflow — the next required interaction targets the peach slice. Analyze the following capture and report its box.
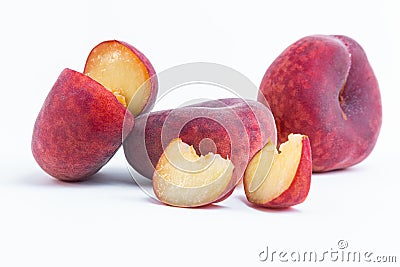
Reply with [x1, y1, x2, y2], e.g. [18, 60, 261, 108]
[153, 138, 234, 208]
[244, 134, 312, 208]
[84, 40, 157, 116]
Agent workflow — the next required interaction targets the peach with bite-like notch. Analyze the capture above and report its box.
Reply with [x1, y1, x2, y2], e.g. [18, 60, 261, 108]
[124, 98, 277, 192]
[153, 138, 234, 207]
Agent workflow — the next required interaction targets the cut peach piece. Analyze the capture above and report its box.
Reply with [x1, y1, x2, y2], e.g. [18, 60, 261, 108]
[244, 134, 312, 208]
[153, 138, 234, 208]
[84, 40, 157, 116]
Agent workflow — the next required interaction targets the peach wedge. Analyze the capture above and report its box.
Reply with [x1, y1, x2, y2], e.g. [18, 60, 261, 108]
[244, 134, 312, 208]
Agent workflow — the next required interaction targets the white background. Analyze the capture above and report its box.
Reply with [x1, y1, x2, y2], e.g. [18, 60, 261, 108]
[1, 1, 399, 266]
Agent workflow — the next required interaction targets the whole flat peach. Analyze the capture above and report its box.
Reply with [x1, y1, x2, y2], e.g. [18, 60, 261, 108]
[259, 35, 382, 172]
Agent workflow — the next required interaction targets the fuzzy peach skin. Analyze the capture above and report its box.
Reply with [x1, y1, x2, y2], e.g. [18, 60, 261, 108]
[32, 68, 134, 181]
[124, 98, 277, 191]
[258, 35, 382, 172]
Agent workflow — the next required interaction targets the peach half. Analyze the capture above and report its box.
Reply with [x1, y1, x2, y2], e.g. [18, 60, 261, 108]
[31, 68, 135, 181]
[32, 40, 156, 181]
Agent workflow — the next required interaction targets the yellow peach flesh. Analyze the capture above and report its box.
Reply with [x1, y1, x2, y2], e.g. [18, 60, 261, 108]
[245, 134, 303, 203]
[153, 138, 234, 207]
[84, 41, 151, 116]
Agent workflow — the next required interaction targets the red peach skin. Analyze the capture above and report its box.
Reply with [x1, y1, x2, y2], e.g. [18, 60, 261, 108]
[32, 68, 134, 181]
[262, 136, 311, 208]
[258, 35, 382, 172]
